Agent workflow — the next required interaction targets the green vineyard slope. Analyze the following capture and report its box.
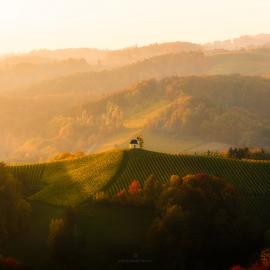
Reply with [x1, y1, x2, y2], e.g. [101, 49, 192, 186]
[7, 149, 270, 216]
[106, 149, 270, 218]
[8, 150, 125, 206]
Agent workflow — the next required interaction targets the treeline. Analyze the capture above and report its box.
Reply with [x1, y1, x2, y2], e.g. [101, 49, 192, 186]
[203, 148, 270, 160]
[95, 173, 270, 269]
[146, 75, 270, 147]
[38, 172, 270, 269]
[0, 163, 32, 269]
[227, 147, 270, 160]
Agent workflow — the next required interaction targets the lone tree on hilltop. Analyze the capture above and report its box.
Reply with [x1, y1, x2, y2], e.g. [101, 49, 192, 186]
[136, 135, 144, 148]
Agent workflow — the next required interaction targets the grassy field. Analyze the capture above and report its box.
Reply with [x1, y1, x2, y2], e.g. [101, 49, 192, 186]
[123, 100, 171, 129]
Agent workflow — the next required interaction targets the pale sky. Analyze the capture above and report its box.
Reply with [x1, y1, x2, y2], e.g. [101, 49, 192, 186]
[0, 0, 269, 55]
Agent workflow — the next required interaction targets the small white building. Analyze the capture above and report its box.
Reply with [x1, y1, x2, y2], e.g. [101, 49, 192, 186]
[129, 139, 140, 149]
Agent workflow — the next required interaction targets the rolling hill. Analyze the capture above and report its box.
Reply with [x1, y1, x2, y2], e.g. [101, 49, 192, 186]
[204, 34, 270, 50]
[3, 34, 270, 95]
[0, 58, 95, 93]
[28, 41, 200, 68]
[19, 48, 270, 97]
[0, 41, 199, 94]
[3, 74, 270, 162]
[8, 149, 270, 219]
[9, 150, 124, 206]
[78, 74, 270, 150]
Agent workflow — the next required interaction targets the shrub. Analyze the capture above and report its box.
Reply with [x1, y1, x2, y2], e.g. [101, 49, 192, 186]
[149, 174, 261, 269]
[128, 180, 142, 195]
[169, 175, 182, 186]
[116, 189, 127, 203]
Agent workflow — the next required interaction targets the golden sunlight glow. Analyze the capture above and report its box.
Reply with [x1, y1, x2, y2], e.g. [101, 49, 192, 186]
[0, 0, 270, 54]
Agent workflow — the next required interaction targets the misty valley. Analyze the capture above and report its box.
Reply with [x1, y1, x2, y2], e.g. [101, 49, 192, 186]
[1, 33, 270, 270]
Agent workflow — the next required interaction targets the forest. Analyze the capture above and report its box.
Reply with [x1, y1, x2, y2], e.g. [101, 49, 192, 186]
[4, 74, 270, 161]
[1, 161, 270, 270]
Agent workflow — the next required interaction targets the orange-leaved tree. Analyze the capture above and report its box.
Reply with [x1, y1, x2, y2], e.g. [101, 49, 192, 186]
[128, 180, 142, 195]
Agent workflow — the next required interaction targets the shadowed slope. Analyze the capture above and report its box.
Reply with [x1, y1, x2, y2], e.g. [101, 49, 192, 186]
[8, 149, 270, 217]
[8, 150, 125, 206]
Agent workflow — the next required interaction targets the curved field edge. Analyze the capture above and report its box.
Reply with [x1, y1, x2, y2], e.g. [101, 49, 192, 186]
[7, 150, 125, 206]
[6, 149, 270, 215]
[106, 149, 270, 218]
[107, 149, 270, 194]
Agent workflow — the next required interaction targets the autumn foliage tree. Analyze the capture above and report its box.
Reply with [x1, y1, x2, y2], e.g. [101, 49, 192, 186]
[115, 180, 143, 205]
[0, 256, 29, 270]
[169, 174, 182, 186]
[149, 173, 262, 269]
[47, 208, 86, 269]
[230, 248, 270, 270]
[143, 175, 162, 206]
[128, 180, 142, 194]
